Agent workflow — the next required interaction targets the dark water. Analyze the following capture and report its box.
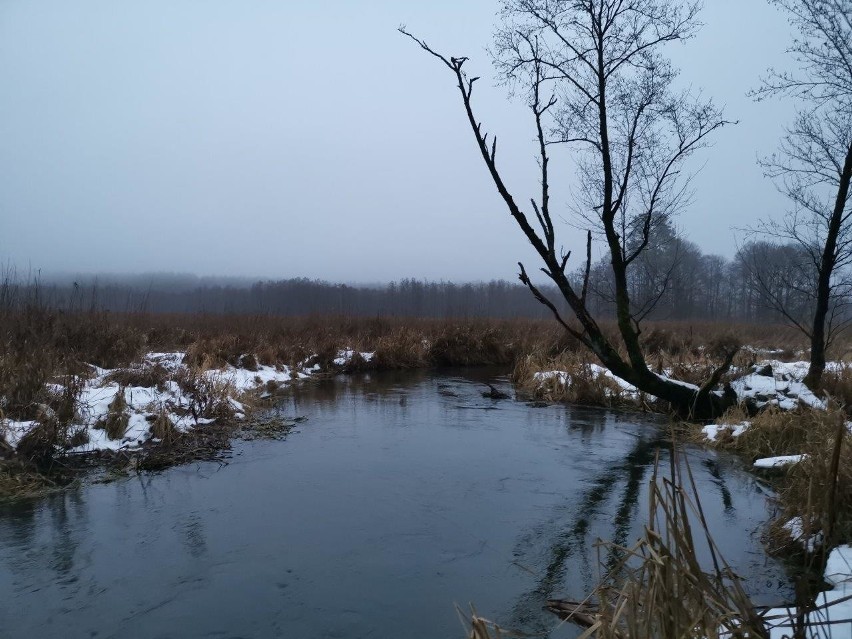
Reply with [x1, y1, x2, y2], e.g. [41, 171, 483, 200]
[0, 370, 792, 638]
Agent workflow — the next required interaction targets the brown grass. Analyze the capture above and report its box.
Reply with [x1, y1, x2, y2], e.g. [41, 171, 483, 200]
[821, 363, 852, 412]
[0, 295, 846, 498]
[513, 351, 639, 407]
[150, 409, 177, 444]
[706, 403, 852, 555]
[550, 451, 768, 638]
[466, 451, 772, 638]
[173, 366, 237, 421]
[99, 388, 129, 441]
[0, 459, 68, 502]
[106, 363, 170, 391]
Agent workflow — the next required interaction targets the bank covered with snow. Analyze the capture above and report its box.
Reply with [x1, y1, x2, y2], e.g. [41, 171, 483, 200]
[764, 545, 852, 638]
[533, 358, 829, 410]
[0, 348, 373, 456]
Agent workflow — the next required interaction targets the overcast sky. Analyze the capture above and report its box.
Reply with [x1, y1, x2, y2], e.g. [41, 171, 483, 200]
[0, 0, 796, 282]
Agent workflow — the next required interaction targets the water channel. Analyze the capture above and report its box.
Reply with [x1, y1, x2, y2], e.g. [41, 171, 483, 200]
[0, 369, 793, 638]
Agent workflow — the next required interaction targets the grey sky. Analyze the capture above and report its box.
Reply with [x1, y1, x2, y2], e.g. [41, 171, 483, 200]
[0, 0, 795, 282]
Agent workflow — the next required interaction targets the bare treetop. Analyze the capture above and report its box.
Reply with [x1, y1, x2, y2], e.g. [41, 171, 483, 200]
[492, 0, 726, 264]
[756, 0, 852, 104]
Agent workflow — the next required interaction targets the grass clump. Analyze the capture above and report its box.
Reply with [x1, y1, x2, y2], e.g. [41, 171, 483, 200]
[106, 364, 170, 392]
[0, 460, 66, 502]
[174, 366, 236, 421]
[150, 409, 177, 444]
[97, 388, 129, 441]
[512, 351, 638, 408]
[371, 329, 430, 369]
[775, 410, 852, 552]
[15, 420, 59, 463]
[820, 364, 852, 414]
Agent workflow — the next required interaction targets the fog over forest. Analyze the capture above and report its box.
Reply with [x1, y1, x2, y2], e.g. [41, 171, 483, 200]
[18, 230, 814, 325]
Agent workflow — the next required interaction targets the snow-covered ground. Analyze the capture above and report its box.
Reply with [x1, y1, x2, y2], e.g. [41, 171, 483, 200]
[536, 357, 826, 410]
[534, 358, 837, 412]
[702, 421, 752, 441]
[0, 348, 374, 455]
[764, 545, 852, 638]
[534, 363, 648, 400]
[753, 454, 808, 469]
[731, 360, 829, 410]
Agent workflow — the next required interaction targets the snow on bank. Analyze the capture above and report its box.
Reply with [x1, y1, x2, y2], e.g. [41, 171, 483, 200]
[534, 364, 643, 399]
[783, 517, 824, 553]
[534, 357, 835, 414]
[333, 350, 375, 366]
[765, 545, 852, 638]
[699, 360, 850, 447]
[753, 454, 807, 469]
[731, 360, 827, 410]
[0, 351, 324, 455]
[701, 421, 751, 442]
[0, 420, 38, 449]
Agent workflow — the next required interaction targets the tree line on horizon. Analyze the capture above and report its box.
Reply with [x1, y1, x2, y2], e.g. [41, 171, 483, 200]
[8, 234, 834, 325]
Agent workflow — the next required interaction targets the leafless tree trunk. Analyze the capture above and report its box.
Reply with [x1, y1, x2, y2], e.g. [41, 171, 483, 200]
[401, 0, 737, 418]
[751, 0, 852, 390]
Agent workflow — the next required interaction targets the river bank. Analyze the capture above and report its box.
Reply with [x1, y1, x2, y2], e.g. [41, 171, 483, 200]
[1, 307, 819, 497]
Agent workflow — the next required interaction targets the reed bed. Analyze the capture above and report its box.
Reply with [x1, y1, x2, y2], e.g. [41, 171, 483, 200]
[707, 402, 852, 557]
[548, 451, 769, 638]
[461, 451, 780, 638]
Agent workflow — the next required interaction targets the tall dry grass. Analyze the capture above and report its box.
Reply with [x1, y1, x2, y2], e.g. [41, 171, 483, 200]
[549, 451, 769, 638]
[513, 351, 640, 407]
[707, 402, 852, 559]
[463, 451, 775, 638]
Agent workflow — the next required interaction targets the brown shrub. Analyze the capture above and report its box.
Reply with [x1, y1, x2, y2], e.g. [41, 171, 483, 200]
[98, 389, 129, 441]
[513, 351, 638, 408]
[174, 367, 236, 421]
[150, 409, 177, 444]
[429, 325, 513, 366]
[821, 364, 852, 413]
[106, 364, 170, 392]
[15, 420, 58, 463]
[372, 328, 429, 369]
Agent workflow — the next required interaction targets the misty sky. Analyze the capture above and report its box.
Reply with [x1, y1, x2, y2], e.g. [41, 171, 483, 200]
[0, 0, 797, 282]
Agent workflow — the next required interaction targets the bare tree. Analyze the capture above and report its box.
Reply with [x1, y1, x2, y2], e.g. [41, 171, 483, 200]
[737, 240, 833, 332]
[401, 0, 736, 418]
[752, 0, 852, 389]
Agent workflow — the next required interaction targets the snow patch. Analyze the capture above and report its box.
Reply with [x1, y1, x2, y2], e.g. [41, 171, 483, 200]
[783, 517, 823, 553]
[2, 351, 321, 455]
[0, 420, 39, 449]
[732, 360, 827, 410]
[333, 349, 375, 366]
[753, 454, 807, 468]
[701, 421, 751, 442]
[825, 544, 852, 587]
[765, 545, 852, 638]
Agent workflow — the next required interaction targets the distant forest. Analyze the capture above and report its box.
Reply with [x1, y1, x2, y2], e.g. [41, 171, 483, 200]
[13, 235, 829, 325]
